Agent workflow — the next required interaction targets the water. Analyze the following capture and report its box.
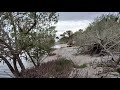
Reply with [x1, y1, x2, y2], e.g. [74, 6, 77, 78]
[0, 60, 33, 78]
[0, 44, 60, 78]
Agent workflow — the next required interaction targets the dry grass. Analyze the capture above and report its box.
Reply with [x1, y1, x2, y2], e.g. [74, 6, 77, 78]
[21, 58, 74, 78]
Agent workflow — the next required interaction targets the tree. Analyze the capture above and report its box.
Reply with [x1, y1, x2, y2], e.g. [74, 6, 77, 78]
[75, 13, 120, 63]
[66, 30, 73, 45]
[78, 29, 83, 32]
[59, 30, 73, 45]
[0, 12, 58, 77]
[26, 26, 57, 66]
[72, 29, 83, 46]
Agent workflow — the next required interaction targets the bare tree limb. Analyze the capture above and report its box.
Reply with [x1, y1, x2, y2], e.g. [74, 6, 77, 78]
[25, 50, 37, 67]
[25, 13, 37, 34]
[95, 29, 117, 63]
[107, 40, 120, 50]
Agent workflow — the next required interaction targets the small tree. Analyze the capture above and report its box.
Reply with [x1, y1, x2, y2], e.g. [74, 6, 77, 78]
[0, 12, 58, 77]
[59, 30, 73, 45]
[74, 13, 120, 57]
[25, 26, 57, 66]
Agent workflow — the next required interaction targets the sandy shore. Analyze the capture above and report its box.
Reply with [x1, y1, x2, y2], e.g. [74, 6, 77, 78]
[43, 44, 101, 65]
[42, 44, 120, 78]
[1, 44, 119, 78]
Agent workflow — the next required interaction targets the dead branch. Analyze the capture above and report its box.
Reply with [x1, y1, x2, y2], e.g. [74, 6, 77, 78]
[95, 29, 117, 63]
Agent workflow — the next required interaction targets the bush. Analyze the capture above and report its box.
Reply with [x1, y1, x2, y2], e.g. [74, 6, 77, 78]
[21, 58, 74, 78]
[73, 63, 87, 69]
[78, 64, 87, 68]
[73, 14, 120, 56]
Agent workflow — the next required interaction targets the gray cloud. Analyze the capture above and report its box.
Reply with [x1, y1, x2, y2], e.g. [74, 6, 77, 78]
[58, 12, 118, 21]
[55, 12, 119, 38]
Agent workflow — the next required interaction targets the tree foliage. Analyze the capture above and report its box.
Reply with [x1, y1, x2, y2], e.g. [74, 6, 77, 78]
[59, 30, 73, 45]
[74, 13, 120, 58]
[0, 12, 58, 77]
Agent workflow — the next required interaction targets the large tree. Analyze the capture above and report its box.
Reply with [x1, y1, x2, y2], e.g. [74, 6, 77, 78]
[0, 12, 58, 77]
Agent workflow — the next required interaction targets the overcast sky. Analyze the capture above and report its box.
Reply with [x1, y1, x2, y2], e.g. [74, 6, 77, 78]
[55, 12, 118, 38]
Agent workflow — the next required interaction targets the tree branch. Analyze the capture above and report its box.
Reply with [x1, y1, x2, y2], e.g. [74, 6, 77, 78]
[0, 38, 25, 71]
[95, 29, 117, 63]
[0, 38, 14, 54]
[0, 55, 16, 76]
[107, 40, 120, 50]
[25, 50, 37, 67]
[25, 13, 37, 34]
[1, 28, 13, 47]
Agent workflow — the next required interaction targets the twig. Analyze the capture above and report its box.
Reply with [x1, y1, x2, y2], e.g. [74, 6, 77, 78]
[40, 54, 49, 64]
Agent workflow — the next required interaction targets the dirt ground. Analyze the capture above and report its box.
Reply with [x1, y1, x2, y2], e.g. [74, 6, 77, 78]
[42, 44, 120, 78]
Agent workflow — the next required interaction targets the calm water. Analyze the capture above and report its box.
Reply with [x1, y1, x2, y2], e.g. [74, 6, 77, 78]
[0, 44, 61, 78]
[0, 59, 33, 78]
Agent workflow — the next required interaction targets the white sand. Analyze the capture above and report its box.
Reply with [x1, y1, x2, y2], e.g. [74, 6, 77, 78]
[43, 44, 101, 65]
[42, 44, 120, 78]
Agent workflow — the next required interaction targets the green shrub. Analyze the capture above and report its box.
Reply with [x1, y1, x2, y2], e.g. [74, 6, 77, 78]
[79, 64, 87, 68]
[74, 64, 87, 69]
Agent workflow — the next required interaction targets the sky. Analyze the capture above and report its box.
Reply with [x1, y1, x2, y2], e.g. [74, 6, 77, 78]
[55, 12, 118, 38]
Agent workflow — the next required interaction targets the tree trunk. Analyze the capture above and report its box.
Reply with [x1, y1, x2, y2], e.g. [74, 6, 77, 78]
[26, 50, 37, 67]
[15, 54, 25, 71]
[0, 56, 19, 77]
[13, 57, 20, 76]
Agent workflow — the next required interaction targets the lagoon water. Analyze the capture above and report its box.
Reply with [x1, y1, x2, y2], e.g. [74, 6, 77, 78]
[0, 59, 33, 78]
[0, 44, 61, 78]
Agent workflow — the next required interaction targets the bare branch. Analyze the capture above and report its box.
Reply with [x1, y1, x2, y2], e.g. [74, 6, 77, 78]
[107, 40, 120, 50]
[25, 50, 37, 67]
[95, 29, 117, 63]
[25, 13, 37, 34]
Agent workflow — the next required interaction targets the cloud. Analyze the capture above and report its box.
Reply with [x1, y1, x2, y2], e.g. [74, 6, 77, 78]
[58, 12, 118, 21]
[55, 20, 92, 37]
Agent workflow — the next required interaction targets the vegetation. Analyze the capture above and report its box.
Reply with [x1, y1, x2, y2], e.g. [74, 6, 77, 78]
[73, 14, 120, 56]
[72, 13, 120, 75]
[0, 12, 58, 77]
[58, 36, 69, 44]
[59, 30, 74, 45]
[1, 12, 120, 78]
[79, 64, 87, 68]
[74, 63, 87, 69]
[21, 58, 74, 78]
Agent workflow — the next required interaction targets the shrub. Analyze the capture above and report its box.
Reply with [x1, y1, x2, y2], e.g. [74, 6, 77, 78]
[73, 13, 120, 56]
[21, 58, 74, 78]
[73, 63, 87, 69]
[78, 64, 87, 68]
